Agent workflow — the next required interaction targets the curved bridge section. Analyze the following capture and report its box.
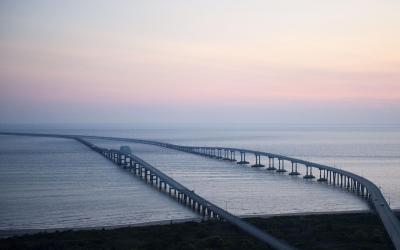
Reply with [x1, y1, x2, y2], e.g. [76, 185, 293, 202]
[168, 147, 400, 250]
[1, 132, 400, 249]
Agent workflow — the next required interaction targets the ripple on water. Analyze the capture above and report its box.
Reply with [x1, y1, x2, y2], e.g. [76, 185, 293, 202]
[0, 135, 196, 230]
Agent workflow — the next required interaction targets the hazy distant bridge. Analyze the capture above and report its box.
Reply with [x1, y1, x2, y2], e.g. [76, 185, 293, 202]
[1, 132, 400, 250]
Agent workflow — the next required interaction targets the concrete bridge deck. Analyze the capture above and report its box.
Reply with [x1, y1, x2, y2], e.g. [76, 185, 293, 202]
[1, 132, 400, 250]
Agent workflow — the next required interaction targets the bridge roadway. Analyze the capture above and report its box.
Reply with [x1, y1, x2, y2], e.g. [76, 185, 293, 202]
[1, 132, 400, 250]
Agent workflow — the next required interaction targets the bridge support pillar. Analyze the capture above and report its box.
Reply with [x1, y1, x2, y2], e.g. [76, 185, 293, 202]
[267, 157, 276, 170]
[123, 156, 129, 169]
[118, 154, 124, 166]
[212, 149, 216, 158]
[216, 149, 222, 159]
[237, 152, 249, 165]
[303, 166, 315, 179]
[252, 154, 264, 167]
[230, 151, 236, 161]
[276, 159, 287, 173]
[222, 150, 229, 160]
[317, 168, 327, 181]
[289, 162, 300, 175]
[332, 172, 335, 185]
[129, 159, 134, 172]
[207, 208, 211, 217]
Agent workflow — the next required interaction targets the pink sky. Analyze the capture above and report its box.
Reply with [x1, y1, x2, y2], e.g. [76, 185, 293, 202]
[1, 0, 399, 123]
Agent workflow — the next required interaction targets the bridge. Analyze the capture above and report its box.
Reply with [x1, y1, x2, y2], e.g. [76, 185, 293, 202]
[73, 137, 295, 250]
[1, 132, 400, 250]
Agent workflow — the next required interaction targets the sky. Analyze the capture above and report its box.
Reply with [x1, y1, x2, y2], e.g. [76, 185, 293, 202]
[0, 0, 399, 124]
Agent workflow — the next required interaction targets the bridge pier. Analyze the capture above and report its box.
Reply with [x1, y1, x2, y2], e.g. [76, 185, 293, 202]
[349, 178, 353, 191]
[289, 162, 301, 175]
[188, 198, 192, 208]
[133, 163, 136, 174]
[197, 203, 201, 213]
[144, 169, 148, 182]
[152, 174, 156, 185]
[303, 165, 315, 179]
[252, 154, 265, 167]
[216, 149, 223, 159]
[212, 149, 217, 158]
[333, 172, 337, 185]
[207, 208, 212, 217]
[222, 150, 230, 160]
[349, 179, 353, 191]
[128, 157, 133, 169]
[121, 154, 126, 168]
[124, 156, 130, 169]
[192, 201, 197, 212]
[115, 152, 119, 165]
[183, 194, 187, 205]
[202, 206, 206, 217]
[134, 163, 139, 175]
[317, 169, 327, 182]
[237, 152, 249, 165]
[130, 160, 136, 173]
[276, 159, 287, 173]
[119, 153, 124, 166]
[267, 157, 276, 170]
[229, 150, 236, 161]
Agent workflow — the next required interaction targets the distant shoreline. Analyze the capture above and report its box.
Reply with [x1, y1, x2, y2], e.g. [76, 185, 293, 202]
[2, 208, 399, 239]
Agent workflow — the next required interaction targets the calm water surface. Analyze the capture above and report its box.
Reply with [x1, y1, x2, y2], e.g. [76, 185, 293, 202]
[0, 135, 195, 230]
[0, 124, 399, 230]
